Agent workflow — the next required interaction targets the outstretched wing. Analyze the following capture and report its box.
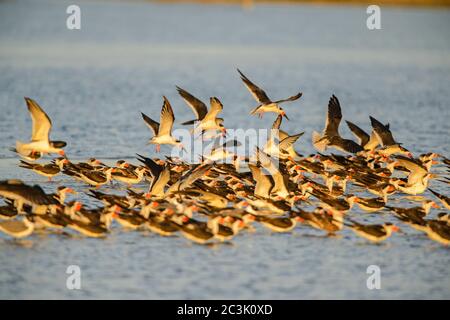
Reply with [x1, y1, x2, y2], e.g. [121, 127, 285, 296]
[274, 92, 303, 104]
[136, 154, 163, 177]
[237, 69, 271, 104]
[176, 86, 208, 120]
[324, 95, 342, 137]
[272, 115, 282, 130]
[25, 97, 52, 142]
[346, 120, 370, 146]
[279, 132, 304, 151]
[158, 96, 175, 136]
[370, 116, 397, 146]
[141, 112, 160, 136]
[204, 97, 223, 121]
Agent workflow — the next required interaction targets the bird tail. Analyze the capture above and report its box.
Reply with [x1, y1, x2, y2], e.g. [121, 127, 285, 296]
[312, 131, 327, 152]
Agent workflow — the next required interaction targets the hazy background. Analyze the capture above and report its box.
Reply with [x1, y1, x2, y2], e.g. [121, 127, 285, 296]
[0, 0, 449, 299]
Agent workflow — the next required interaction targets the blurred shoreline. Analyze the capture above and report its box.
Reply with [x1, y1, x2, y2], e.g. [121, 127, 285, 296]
[152, 0, 450, 7]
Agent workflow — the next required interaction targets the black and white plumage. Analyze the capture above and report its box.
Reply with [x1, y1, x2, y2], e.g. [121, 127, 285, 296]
[238, 69, 302, 119]
[0, 180, 54, 213]
[136, 154, 171, 198]
[176, 86, 226, 134]
[312, 95, 363, 154]
[141, 96, 183, 152]
[15, 97, 66, 158]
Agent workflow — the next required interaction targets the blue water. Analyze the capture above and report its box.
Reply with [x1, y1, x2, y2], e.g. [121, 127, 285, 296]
[0, 0, 449, 299]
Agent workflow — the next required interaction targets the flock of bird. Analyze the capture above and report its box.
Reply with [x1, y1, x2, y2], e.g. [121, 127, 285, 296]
[1, 69, 449, 246]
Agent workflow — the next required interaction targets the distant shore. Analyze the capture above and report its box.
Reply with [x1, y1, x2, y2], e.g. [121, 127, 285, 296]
[152, 0, 450, 7]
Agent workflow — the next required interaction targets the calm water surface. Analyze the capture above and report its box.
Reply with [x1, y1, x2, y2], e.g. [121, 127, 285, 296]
[0, 0, 449, 299]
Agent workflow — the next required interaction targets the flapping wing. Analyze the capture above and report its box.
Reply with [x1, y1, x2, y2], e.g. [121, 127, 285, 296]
[274, 92, 303, 104]
[237, 69, 271, 104]
[324, 95, 342, 137]
[272, 115, 282, 130]
[370, 116, 396, 146]
[249, 163, 273, 197]
[159, 96, 175, 136]
[141, 112, 160, 136]
[346, 121, 370, 146]
[25, 97, 52, 142]
[176, 86, 208, 120]
[204, 97, 223, 121]
[279, 132, 304, 151]
[395, 155, 428, 175]
[136, 153, 163, 177]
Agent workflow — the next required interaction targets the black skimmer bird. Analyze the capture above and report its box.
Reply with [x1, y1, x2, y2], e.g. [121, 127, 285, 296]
[428, 189, 450, 210]
[15, 97, 66, 158]
[141, 96, 183, 152]
[256, 213, 301, 233]
[248, 163, 273, 199]
[166, 164, 212, 195]
[137, 154, 171, 198]
[353, 196, 386, 212]
[207, 216, 239, 241]
[424, 220, 450, 245]
[112, 207, 146, 230]
[255, 147, 289, 200]
[294, 207, 343, 234]
[370, 116, 411, 157]
[345, 120, 380, 151]
[172, 215, 215, 245]
[145, 212, 179, 236]
[0, 217, 35, 239]
[63, 167, 115, 188]
[19, 160, 61, 181]
[312, 95, 363, 154]
[88, 190, 132, 208]
[66, 218, 109, 238]
[391, 156, 434, 195]
[386, 200, 439, 219]
[111, 167, 146, 186]
[0, 180, 54, 213]
[269, 115, 303, 159]
[345, 219, 399, 243]
[237, 69, 302, 119]
[204, 139, 241, 163]
[264, 123, 304, 160]
[176, 86, 226, 135]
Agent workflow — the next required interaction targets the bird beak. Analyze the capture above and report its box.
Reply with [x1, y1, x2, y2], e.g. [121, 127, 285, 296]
[59, 150, 65, 156]
[282, 112, 290, 121]
[432, 202, 440, 209]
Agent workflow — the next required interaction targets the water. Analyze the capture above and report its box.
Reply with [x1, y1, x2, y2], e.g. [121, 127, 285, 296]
[0, 0, 449, 299]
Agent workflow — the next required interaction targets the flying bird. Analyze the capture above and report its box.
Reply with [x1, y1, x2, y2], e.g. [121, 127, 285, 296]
[312, 95, 363, 154]
[237, 69, 302, 120]
[15, 97, 66, 159]
[141, 96, 184, 152]
[176, 86, 226, 136]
